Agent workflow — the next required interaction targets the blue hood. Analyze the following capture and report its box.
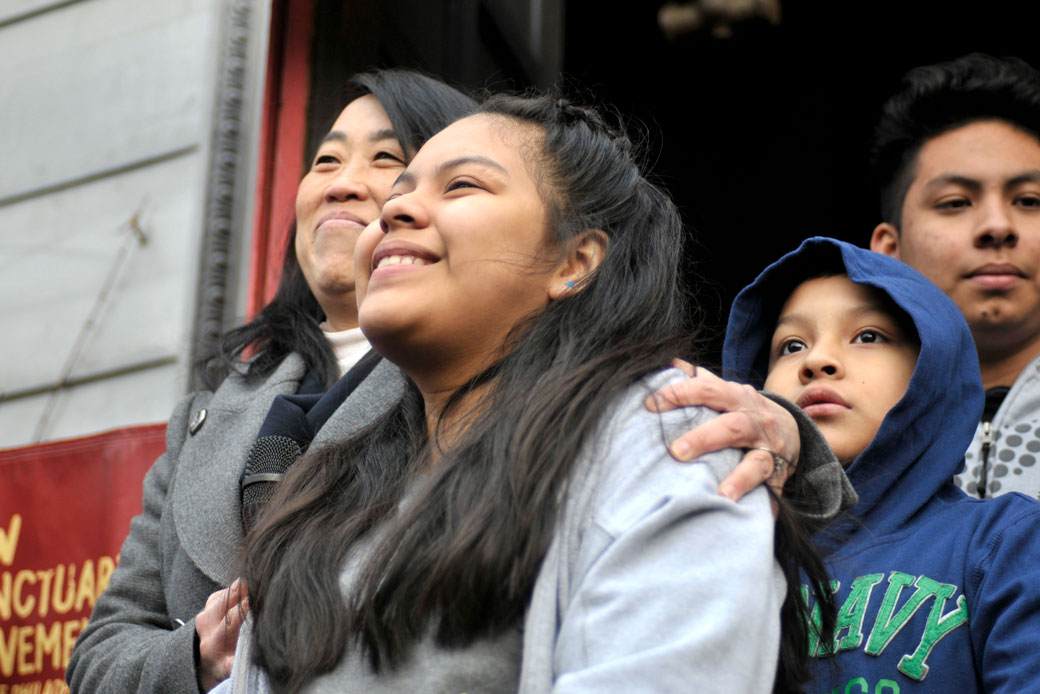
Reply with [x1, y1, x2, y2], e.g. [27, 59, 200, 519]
[723, 237, 983, 535]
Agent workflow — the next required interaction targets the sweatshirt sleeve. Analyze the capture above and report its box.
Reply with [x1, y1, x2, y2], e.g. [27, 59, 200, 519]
[67, 392, 212, 694]
[970, 503, 1040, 694]
[551, 375, 783, 693]
[763, 391, 857, 530]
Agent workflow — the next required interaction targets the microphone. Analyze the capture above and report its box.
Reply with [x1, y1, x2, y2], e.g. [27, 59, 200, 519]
[240, 434, 303, 533]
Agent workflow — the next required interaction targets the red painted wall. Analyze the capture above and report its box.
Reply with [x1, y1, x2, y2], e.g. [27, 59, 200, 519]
[248, 0, 316, 316]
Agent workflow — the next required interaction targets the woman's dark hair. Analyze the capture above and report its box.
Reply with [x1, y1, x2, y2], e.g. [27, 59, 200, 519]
[872, 53, 1040, 227]
[238, 93, 832, 693]
[197, 69, 475, 390]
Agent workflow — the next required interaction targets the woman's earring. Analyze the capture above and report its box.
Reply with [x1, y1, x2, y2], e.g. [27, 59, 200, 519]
[565, 281, 576, 288]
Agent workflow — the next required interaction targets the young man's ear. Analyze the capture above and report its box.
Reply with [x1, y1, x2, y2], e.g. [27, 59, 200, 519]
[549, 229, 609, 299]
[870, 222, 902, 259]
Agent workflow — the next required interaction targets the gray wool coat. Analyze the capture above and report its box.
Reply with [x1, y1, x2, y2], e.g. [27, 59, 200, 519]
[66, 354, 405, 694]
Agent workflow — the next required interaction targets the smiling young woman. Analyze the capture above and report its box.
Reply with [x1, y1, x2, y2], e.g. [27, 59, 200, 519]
[354, 116, 568, 404]
[71, 72, 849, 694]
[225, 94, 845, 694]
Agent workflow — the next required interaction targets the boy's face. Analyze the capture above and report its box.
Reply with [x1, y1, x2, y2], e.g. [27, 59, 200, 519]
[870, 120, 1040, 355]
[763, 276, 919, 466]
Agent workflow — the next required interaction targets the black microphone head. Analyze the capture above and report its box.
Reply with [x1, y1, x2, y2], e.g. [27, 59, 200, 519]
[241, 434, 303, 533]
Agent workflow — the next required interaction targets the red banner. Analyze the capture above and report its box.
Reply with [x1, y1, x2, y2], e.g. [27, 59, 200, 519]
[0, 425, 166, 693]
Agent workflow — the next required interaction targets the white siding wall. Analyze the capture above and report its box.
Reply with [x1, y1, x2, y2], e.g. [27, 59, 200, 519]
[0, 0, 262, 447]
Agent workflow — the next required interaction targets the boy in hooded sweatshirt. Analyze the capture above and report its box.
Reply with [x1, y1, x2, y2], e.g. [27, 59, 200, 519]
[724, 237, 1040, 694]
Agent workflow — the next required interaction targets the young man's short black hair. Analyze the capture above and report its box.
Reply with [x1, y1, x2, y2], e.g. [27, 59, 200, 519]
[872, 53, 1040, 227]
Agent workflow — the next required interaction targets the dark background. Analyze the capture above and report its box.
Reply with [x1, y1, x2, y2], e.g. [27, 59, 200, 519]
[302, 0, 1040, 362]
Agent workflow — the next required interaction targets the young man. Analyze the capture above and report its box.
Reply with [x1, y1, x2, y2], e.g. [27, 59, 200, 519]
[724, 237, 1040, 693]
[869, 53, 1040, 499]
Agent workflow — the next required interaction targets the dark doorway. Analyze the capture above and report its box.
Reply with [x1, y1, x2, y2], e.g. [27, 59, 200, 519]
[302, 0, 1040, 364]
[564, 0, 1040, 363]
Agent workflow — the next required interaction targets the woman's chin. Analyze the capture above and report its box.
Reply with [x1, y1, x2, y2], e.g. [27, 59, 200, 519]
[359, 298, 413, 337]
[359, 318, 421, 366]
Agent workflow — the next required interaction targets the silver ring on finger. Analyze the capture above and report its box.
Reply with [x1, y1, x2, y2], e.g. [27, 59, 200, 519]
[750, 446, 790, 476]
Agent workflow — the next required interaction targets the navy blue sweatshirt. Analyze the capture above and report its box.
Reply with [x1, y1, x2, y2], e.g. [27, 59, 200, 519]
[724, 237, 1040, 693]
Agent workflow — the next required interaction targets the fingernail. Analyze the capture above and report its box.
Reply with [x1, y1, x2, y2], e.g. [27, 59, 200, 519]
[718, 485, 736, 500]
[671, 440, 691, 461]
[645, 395, 660, 412]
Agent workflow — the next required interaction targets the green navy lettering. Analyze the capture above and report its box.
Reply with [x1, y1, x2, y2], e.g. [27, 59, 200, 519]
[836, 573, 885, 651]
[803, 571, 969, 682]
[826, 676, 901, 693]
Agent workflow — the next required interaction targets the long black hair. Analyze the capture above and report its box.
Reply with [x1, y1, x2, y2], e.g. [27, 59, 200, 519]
[197, 69, 475, 390]
[238, 92, 831, 693]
